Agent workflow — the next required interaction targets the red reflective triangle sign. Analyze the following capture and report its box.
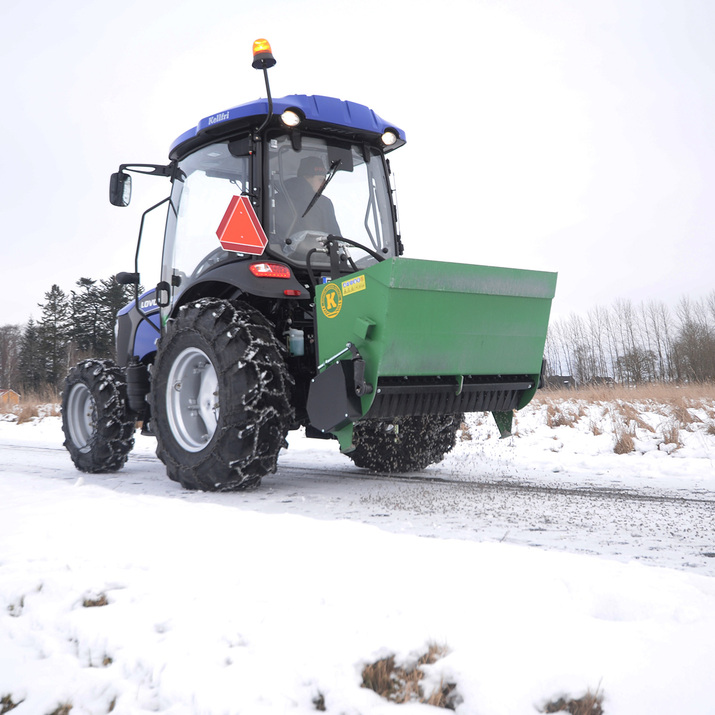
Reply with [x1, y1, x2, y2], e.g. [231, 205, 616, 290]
[215, 195, 268, 255]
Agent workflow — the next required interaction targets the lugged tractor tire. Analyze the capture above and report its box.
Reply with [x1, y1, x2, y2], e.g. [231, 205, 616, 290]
[150, 298, 294, 491]
[348, 413, 463, 473]
[61, 358, 136, 473]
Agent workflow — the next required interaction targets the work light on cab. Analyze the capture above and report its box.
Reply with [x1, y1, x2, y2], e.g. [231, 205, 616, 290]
[381, 130, 398, 146]
[281, 109, 301, 127]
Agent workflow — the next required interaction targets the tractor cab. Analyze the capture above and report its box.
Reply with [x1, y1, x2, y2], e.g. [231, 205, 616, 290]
[112, 84, 406, 331]
[157, 122, 401, 318]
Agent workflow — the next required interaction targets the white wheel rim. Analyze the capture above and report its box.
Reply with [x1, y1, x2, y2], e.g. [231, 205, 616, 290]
[66, 383, 96, 453]
[166, 347, 219, 452]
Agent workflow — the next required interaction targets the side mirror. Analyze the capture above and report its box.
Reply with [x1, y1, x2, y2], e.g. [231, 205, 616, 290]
[110, 171, 132, 206]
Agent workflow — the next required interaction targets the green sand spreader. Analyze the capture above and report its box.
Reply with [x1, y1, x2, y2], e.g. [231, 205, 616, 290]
[308, 257, 557, 452]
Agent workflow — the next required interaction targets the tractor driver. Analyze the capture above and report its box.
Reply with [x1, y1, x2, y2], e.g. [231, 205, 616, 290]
[276, 156, 341, 238]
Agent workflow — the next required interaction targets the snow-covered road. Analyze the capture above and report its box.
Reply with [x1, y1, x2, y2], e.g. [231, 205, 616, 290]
[3, 406, 714, 577]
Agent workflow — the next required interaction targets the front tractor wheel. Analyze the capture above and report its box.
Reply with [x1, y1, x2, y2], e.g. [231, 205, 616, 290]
[347, 414, 462, 473]
[151, 299, 293, 491]
[61, 359, 136, 473]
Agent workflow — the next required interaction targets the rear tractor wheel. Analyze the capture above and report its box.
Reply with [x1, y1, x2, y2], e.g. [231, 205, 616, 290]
[61, 359, 136, 473]
[150, 298, 294, 491]
[348, 413, 462, 473]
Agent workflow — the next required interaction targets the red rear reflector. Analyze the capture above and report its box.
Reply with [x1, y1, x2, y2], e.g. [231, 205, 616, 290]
[283, 289, 302, 297]
[249, 262, 291, 279]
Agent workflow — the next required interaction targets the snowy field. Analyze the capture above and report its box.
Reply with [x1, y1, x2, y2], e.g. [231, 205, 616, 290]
[1, 399, 714, 714]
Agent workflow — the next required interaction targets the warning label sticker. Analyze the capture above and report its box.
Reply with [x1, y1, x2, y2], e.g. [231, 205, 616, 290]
[342, 275, 366, 296]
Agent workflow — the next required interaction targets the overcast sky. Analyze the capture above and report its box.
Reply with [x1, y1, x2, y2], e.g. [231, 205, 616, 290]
[2, 0, 714, 326]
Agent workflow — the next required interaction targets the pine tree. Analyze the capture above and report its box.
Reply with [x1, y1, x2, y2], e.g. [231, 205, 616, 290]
[0, 324, 22, 391]
[18, 319, 45, 392]
[38, 284, 70, 389]
[69, 277, 102, 359]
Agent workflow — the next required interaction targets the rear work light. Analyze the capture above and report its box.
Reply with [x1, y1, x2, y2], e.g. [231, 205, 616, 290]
[249, 262, 291, 279]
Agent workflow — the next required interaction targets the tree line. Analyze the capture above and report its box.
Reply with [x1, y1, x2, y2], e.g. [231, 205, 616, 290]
[0, 277, 136, 395]
[545, 292, 715, 385]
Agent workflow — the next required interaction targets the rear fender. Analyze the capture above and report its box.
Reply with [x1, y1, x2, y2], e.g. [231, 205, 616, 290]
[172, 260, 309, 310]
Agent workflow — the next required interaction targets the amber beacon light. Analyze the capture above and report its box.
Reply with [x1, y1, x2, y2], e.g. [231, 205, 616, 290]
[252, 39, 276, 69]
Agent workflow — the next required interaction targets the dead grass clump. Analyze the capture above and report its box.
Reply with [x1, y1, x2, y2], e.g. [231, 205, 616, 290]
[15, 403, 39, 425]
[616, 403, 654, 433]
[312, 692, 326, 711]
[361, 644, 458, 710]
[706, 421, 715, 436]
[1, 695, 23, 714]
[82, 593, 109, 608]
[613, 432, 635, 454]
[610, 408, 636, 454]
[545, 403, 578, 428]
[542, 688, 604, 714]
[661, 420, 683, 450]
[13, 397, 60, 424]
[48, 705, 72, 715]
[612, 417, 635, 453]
[670, 400, 700, 431]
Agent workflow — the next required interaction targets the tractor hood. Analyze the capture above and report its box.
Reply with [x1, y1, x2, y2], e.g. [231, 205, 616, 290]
[170, 94, 406, 161]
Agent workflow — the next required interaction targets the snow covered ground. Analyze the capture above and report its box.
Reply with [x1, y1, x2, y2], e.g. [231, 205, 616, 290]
[1, 400, 714, 714]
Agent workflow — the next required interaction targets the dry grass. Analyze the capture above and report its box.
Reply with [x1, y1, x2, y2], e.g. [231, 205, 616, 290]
[1, 695, 22, 714]
[82, 593, 109, 608]
[538, 381, 715, 404]
[0, 389, 60, 423]
[661, 420, 683, 449]
[616, 403, 655, 433]
[613, 430, 635, 454]
[48, 706, 72, 715]
[535, 382, 715, 454]
[361, 644, 459, 710]
[542, 687, 604, 714]
[545, 403, 579, 428]
[589, 419, 603, 436]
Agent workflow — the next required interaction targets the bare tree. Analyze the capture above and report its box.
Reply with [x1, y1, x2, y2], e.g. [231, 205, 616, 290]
[0, 324, 22, 390]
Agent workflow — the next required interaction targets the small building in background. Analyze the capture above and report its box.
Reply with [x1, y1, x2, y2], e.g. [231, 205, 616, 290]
[0, 389, 20, 407]
[544, 375, 577, 390]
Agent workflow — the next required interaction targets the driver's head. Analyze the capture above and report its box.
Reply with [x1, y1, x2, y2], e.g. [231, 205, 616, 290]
[298, 156, 326, 191]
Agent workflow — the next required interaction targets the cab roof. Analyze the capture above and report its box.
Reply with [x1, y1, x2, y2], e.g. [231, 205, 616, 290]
[170, 94, 406, 160]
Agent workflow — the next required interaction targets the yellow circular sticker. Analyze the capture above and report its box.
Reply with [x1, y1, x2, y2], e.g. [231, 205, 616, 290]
[320, 283, 343, 318]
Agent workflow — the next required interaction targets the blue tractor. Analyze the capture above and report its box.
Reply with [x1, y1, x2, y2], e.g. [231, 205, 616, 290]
[61, 40, 556, 491]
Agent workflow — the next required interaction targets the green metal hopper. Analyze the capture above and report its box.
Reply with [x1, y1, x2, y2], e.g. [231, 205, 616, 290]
[307, 257, 557, 451]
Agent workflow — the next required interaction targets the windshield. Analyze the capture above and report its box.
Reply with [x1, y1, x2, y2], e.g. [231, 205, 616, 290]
[266, 135, 396, 270]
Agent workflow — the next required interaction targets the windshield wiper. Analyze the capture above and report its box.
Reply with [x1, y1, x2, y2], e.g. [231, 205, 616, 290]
[302, 159, 341, 218]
